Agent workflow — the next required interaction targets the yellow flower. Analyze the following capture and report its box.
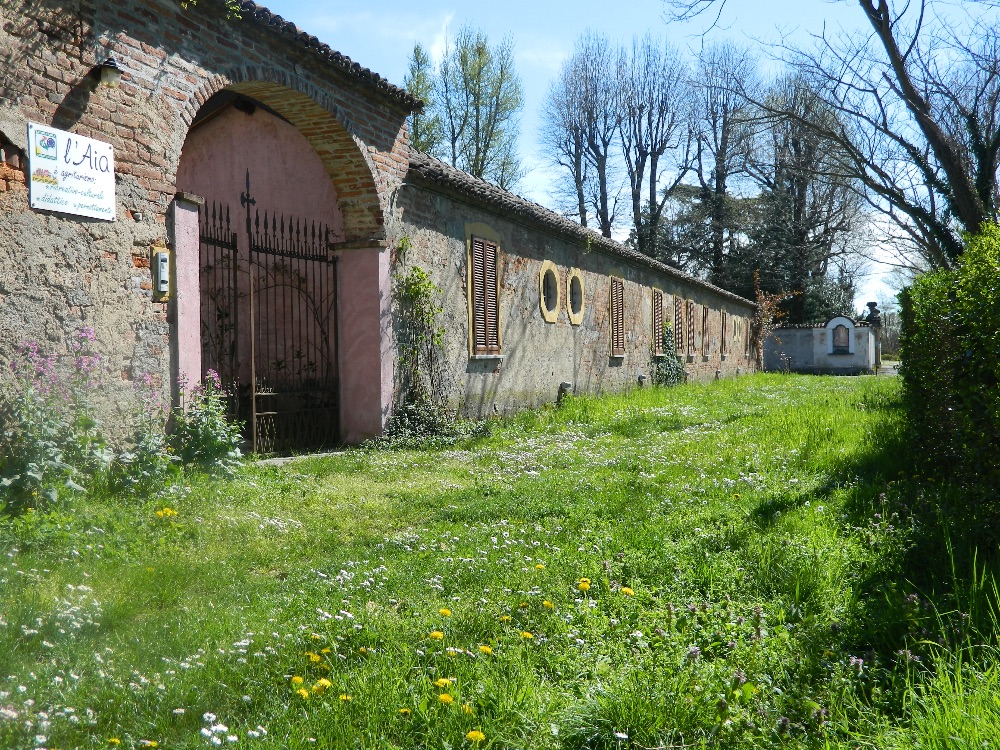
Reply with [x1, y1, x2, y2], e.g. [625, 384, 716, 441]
[145, 566, 155, 573]
[108, 741, 122, 747]
[358, 647, 367, 654]
[478, 645, 493, 655]
[310, 633, 322, 641]
[578, 578, 591, 592]
[339, 694, 351, 702]
[534, 563, 545, 570]
[399, 708, 412, 716]
[438, 693, 454, 705]
[140, 741, 159, 748]
[462, 703, 474, 714]
[439, 608, 452, 617]
[296, 688, 310, 699]
[312, 678, 333, 694]
[291, 676, 304, 685]
[306, 652, 322, 663]
[621, 587, 634, 596]
[466, 729, 486, 742]
[500, 615, 511, 623]
[543, 600, 554, 609]
[433, 678, 453, 688]
[155, 507, 177, 519]
[320, 647, 332, 654]
[429, 631, 444, 640]
[520, 631, 534, 639]
[519, 601, 529, 609]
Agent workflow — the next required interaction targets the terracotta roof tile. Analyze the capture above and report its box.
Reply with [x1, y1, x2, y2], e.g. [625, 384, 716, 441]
[239, 1, 423, 111]
[407, 152, 754, 307]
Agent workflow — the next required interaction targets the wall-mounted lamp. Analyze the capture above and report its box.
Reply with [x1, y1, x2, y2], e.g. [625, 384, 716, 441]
[94, 57, 122, 88]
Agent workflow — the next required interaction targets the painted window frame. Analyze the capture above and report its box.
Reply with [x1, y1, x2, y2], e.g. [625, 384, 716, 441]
[466, 225, 503, 357]
[651, 288, 665, 357]
[674, 296, 684, 357]
[567, 268, 585, 325]
[701, 305, 710, 358]
[609, 276, 625, 358]
[538, 260, 561, 323]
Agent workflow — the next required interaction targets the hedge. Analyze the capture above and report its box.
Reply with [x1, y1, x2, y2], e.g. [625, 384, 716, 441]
[899, 223, 1000, 485]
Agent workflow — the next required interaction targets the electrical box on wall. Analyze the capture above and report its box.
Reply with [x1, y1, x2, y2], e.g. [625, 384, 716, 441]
[153, 249, 170, 297]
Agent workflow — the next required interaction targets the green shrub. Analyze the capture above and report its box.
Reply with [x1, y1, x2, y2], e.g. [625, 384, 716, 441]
[169, 370, 243, 474]
[899, 223, 1000, 487]
[0, 329, 111, 513]
[650, 324, 687, 387]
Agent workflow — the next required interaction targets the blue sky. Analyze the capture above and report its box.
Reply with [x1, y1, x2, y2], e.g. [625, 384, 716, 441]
[256, 0, 893, 301]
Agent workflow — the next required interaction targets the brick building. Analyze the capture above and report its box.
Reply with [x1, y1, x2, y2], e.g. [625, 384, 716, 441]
[0, 0, 755, 451]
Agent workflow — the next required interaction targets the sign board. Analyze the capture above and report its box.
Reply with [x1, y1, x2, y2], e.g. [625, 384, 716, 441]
[27, 122, 116, 221]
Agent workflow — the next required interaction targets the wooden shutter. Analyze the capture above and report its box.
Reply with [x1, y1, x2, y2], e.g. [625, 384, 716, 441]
[652, 290, 664, 356]
[702, 305, 710, 356]
[674, 297, 684, 354]
[610, 277, 625, 357]
[721, 310, 728, 356]
[471, 237, 501, 355]
[686, 300, 695, 357]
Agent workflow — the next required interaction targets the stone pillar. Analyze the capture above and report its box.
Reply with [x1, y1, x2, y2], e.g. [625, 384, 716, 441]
[337, 245, 393, 444]
[170, 192, 204, 401]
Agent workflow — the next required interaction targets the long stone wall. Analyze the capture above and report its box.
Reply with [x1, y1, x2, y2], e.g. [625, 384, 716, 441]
[389, 156, 755, 417]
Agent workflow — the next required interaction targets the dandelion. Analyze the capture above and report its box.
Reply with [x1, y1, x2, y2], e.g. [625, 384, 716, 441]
[429, 631, 444, 640]
[578, 578, 591, 592]
[108, 741, 121, 747]
[534, 563, 545, 570]
[520, 631, 534, 639]
[140, 742, 159, 748]
[439, 608, 452, 617]
[290, 676, 304, 685]
[306, 651, 322, 663]
[438, 693, 454, 705]
[433, 678, 453, 688]
[399, 708, 412, 716]
[462, 703, 474, 714]
[313, 678, 332, 694]
[478, 645, 493, 655]
[466, 730, 486, 742]
[320, 647, 332, 654]
[500, 615, 511, 623]
[543, 600, 554, 609]
[155, 507, 177, 519]
[296, 688, 310, 699]
[621, 587, 634, 596]
[339, 694, 351, 702]
[358, 647, 367, 654]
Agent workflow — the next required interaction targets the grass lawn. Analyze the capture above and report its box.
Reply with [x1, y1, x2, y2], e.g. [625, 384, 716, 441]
[2, 373, 998, 749]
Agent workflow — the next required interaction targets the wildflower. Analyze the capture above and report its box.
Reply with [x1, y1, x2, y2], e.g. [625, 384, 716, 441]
[534, 563, 545, 570]
[306, 651, 322, 663]
[687, 645, 702, 661]
[462, 703, 474, 714]
[429, 631, 444, 640]
[439, 608, 452, 617]
[339, 694, 351, 702]
[543, 600, 554, 609]
[621, 587, 634, 597]
[290, 676, 304, 685]
[313, 678, 332, 694]
[320, 647, 332, 654]
[140, 742, 159, 748]
[296, 688, 310, 699]
[466, 730, 486, 742]
[358, 647, 367, 654]
[519, 601, 529, 609]
[438, 693, 454, 704]
[172, 707, 186, 715]
[500, 615, 511, 623]
[520, 631, 534, 639]
[578, 578, 591, 592]
[155, 507, 177, 519]
[433, 678, 453, 688]
[478, 645, 493, 655]
[399, 708, 412, 716]
[108, 741, 121, 747]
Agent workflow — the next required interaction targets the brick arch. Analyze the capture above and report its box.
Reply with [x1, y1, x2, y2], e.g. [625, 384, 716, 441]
[181, 70, 386, 244]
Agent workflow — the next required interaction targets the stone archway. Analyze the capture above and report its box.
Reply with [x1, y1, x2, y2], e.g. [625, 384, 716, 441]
[172, 76, 393, 449]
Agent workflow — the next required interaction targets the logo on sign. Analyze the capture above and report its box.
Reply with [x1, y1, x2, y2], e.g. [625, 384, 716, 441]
[34, 130, 57, 160]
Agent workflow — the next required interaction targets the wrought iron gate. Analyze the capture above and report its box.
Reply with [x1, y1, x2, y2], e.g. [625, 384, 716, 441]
[198, 171, 340, 454]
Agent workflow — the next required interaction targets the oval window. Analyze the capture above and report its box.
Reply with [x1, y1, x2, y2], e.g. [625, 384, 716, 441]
[567, 269, 585, 325]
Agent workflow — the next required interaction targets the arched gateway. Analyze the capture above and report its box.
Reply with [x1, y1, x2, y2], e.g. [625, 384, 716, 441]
[173, 77, 392, 452]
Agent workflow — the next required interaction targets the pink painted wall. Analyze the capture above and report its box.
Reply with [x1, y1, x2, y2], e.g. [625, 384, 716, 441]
[171, 195, 202, 389]
[174, 100, 390, 444]
[176, 105, 345, 236]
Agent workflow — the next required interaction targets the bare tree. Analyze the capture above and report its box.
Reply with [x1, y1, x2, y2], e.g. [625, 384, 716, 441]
[665, 0, 1000, 270]
[437, 27, 524, 190]
[539, 57, 590, 226]
[617, 36, 694, 257]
